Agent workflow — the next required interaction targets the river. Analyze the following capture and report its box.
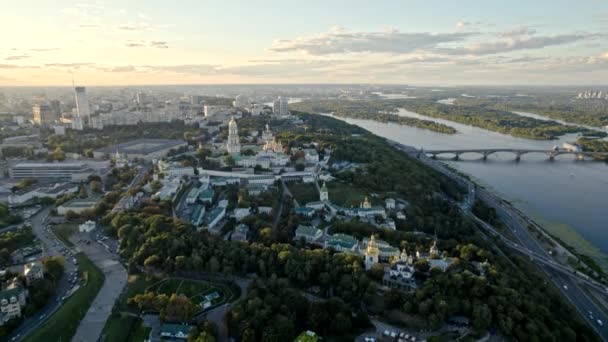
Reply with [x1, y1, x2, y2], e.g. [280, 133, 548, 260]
[327, 108, 608, 268]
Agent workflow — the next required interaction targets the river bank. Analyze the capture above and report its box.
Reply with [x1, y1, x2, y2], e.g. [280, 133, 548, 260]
[321, 110, 608, 272]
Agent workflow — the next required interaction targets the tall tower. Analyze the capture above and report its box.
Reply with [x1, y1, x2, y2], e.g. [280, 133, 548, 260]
[226, 116, 241, 154]
[365, 234, 380, 271]
[319, 182, 329, 201]
[74, 86, 90, 120]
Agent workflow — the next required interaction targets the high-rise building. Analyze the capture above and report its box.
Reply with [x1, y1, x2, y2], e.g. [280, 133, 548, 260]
[273, 96, 289, 116]
[136, 92, 148, 105]
[32, 104, 55, 127]
[50, 100, 61, 118]
[74, 86, 91, 119]
[226, 117, 241, 154]
[190, 95, 204, 105]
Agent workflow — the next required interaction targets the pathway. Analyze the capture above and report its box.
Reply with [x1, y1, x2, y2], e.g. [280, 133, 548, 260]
[70, 233, 127, 342]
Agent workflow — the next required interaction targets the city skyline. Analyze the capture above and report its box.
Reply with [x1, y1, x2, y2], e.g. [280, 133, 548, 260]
[1, 0, 608, 86]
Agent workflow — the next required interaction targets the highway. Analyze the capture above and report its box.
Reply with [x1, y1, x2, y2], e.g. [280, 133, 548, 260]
[8, 207, 80, 342]
[390, 140, 608, 341]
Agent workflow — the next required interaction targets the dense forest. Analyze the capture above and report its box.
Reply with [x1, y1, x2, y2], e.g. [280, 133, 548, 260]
[290, 100, 457, 134]
[456, 97, 608, 127]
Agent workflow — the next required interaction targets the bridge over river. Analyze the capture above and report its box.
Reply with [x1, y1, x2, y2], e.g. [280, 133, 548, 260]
[425, 148, 608, 161]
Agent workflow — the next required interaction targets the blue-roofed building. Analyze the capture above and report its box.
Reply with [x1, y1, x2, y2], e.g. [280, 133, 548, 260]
[190, 204, 206, 227]
[325, 233, 358, 252]
[204, 206, 226, 230]
[198, 187, 215, 203]
[294, 206, 315, 217]
[294, 225, 323, 243]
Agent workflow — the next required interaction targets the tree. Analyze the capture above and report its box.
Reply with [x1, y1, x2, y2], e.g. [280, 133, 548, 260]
[78, 186, 88, 198]
[90, 181, 102, 193]
[42, 255, 65, 282]
[52, 147, 66, 161]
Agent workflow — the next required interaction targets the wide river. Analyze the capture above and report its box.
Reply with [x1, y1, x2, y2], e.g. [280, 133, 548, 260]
[328, 108, 608, 268]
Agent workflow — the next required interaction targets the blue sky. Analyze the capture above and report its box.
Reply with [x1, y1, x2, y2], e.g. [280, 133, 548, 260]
[1, 0, 607, 85]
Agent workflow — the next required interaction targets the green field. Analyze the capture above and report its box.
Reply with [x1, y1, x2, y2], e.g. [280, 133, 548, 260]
[51, 223, 78, 247]
[102, 276, 228, 342]
[326, 181, 369, 207]
[286, 182, 319, 204]
[149, 278, 213, 297]
[23, 253, 105, 342]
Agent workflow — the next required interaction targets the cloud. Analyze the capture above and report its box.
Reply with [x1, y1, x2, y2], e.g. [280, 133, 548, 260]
[79, 24, 101, 28]
[29, 48, 60, 52]
[0, 64, 21, 69]
[100, 65, 138, 72]
[5, 54, 30, 61]
[45, 63, 95, 69]
[436, 33, 597, 56]
[269, 26, 475, 55]
[499, 27, 537, 38]
[147, 64, 220, 75]
[116, 22, 151, 32]
[125, 40, 169, 49]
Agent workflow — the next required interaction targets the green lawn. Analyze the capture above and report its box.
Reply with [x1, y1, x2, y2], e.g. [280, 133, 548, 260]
[286, 182, 319, 204]
[326, 181, 369, 207]
[51, 223, 78, 247]
[23, 253, 105, 342]
[149, 278, 213, 298]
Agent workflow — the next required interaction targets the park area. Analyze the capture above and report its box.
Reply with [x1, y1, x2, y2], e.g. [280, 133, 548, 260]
[23, 253, 104, 342]
[101, 275, 232, 342]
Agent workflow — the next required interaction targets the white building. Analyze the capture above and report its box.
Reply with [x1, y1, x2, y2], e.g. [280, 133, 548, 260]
[8, 183, 78, 205]
[79, 220, 97, 233]
[226, 117, 241, 154]
[0, 287, 26, 323]
[9, 162, 93, 181]
[204, 105, 230, 118]
[385, 198, 396, 210]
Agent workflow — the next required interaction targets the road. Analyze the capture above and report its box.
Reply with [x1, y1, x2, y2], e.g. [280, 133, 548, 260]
[390, 141, 608, 341]
[70, 231, 127, 342]
[194, 276, 251, 342]
[9, 207, 79, 342]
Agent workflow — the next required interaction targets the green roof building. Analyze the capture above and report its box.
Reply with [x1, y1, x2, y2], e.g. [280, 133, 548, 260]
[294, 224, 323, 242]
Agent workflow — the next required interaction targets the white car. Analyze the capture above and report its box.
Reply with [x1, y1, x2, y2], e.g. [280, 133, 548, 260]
[563, 285, 568, 290]
[598, 319, 603, 326]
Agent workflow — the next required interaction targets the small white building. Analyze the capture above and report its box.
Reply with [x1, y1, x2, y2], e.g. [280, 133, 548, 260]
[79, 220, 97, 233]
[385, 198, 396, 210]
[233, 208, 251, 221]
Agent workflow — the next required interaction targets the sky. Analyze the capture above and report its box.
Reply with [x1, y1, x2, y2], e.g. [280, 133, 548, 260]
[1, 0, 607, 86]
